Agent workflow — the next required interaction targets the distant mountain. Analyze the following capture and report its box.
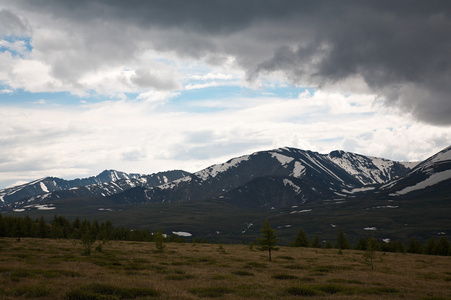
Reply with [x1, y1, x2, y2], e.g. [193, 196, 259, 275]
[108, 147, 416, 208]
[0, 169, 190, 208]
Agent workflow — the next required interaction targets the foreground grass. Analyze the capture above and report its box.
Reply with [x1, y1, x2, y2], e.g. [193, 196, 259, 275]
[0, 238, 450, 299]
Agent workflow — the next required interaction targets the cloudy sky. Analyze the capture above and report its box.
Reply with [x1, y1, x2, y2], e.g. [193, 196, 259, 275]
[1, 0, 450, 188]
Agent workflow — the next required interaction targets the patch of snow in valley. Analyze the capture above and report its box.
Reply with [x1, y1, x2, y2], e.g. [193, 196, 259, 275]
[99, 208, 114, 211]
[364, 227, 377, 231]
[242, 222, 254, 234]
[366, 205, 399, 210]
[290, 209, 312, 214]
[391, 170, 451, 195]
[334, 192, 347, 196]
[172, 231, 192, 237]
[24, 204, 56, 210]
[35, 204, 55, 210]
[13, 209, 25, 212]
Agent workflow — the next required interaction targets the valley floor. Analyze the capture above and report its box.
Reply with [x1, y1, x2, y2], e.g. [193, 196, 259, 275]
[0, 238, 450, 299]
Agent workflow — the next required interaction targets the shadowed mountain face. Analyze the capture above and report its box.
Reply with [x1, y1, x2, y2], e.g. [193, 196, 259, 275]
[108, 147, 418, 208]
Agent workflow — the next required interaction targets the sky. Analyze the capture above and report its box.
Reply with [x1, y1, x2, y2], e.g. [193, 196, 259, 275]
[0, 0, 450, 189]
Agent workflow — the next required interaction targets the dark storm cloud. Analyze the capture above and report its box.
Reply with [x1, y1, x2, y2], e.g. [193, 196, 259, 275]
[0, 9, 29, 36]
[13, 0, 451, 125]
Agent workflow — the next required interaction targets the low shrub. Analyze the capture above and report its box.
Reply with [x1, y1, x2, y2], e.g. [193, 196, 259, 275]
[188, 286, 234, 298]
[285, 286, 318, 296]
[284, 264, 309, 270]
[65, 283, 160, 299]
[277, 255, 295, 260]
[245, 262, 268, 268]
[232, 270, 254, 276]
[364, 286, 399, 295]
[9, 285, 51, 298]
[272, 273, 298, 280]
[165, 274, 195, 280]
[211, 274, 233, 280]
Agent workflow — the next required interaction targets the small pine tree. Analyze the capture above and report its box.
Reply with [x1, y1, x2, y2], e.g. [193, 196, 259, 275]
[325, 240, 333, 249]
[355, 238, 368, 250]
[408, 238, 422, 254]
[257, 220, 279, 261]
[81, 229, 95, 255]
[335, 227, 350, 250]
[154, 228, 166, 253]
[425, 238, 436, 255]
[291, 229, 309, 247]
[364, 237, 378, 270]
[310, 235, 321, 248]
[434, 236, 450, 256]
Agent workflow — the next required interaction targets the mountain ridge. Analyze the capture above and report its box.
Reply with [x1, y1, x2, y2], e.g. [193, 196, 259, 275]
[0, 146, 447, 212]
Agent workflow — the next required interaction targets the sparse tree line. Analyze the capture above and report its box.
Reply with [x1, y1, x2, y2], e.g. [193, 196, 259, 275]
[289, 227, 451, 256]
[0, 214, 449, 257]
[0, 215, 185, 243]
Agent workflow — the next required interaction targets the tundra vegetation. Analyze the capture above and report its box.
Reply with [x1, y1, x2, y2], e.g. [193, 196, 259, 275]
[0, 216, 450, 299]
[0, 237, 450, 299]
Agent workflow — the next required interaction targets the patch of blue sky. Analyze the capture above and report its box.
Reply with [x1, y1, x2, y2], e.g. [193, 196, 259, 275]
[162, 84, 316, 113]
[0, 88, 112, 106]
[0, 36, 32, 58]
[173, 84, 311, 103]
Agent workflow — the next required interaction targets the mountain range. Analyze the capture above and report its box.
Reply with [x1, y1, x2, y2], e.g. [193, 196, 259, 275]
[1, 146, 450, 244]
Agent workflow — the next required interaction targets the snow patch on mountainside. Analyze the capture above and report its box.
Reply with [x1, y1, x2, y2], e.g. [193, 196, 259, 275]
[195, 155, 250, 180]
[291, 161, 306, 178]
[283, 179, 301, 194]
[343, 186, 376, 194]
[271, 152, 294, 166]
[40, 182, 49, 193]
[368, 157, 394, 173]
[305, 152, 344, 183]
[399, 161, 420, 169]
[159, 175, 192, 189]
[430, 146, 451, 163]
[329, 153, 385, 184]
[391, 170, 451, 196]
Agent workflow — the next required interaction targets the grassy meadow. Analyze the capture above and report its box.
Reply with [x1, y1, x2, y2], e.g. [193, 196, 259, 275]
[0, 238, 450, 299]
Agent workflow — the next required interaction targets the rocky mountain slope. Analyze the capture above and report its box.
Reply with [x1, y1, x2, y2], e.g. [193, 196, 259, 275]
[108, 147, 416, 208]
[380, 145, 451, 198]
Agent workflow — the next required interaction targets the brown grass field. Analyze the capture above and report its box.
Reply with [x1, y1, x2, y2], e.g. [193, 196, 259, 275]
[0, 238, 450, 299]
